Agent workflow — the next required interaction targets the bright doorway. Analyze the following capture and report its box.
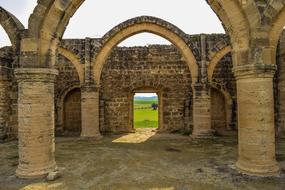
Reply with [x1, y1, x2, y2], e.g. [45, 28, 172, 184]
[133, 93, 159, 129]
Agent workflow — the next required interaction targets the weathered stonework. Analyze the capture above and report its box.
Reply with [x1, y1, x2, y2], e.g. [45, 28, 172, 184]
[100, 45, 192, 133]
[0, 47, 12, 141]
[80, 85, 102, 139]
[234, 64, 279, 176]
[3, 0, 285, 178]
[14, 68, 58, 178]
[52, 35, 234, 135]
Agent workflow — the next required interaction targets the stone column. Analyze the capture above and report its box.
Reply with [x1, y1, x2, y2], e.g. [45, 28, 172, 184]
[0, 76, 10, 142]
[80, 85, 102, 139]
[234, 64, 279, 176]
[14, 68, 58, 179]
[192, 83, 212, 138]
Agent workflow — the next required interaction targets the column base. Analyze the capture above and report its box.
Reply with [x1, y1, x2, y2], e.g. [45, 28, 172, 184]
[16, 163, 57, 179]
[80, 134, 103, 141]
[236, 160, 280, 177]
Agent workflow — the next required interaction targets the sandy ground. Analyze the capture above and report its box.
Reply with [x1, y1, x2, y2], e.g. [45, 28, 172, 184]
[0, 128, 285, 190]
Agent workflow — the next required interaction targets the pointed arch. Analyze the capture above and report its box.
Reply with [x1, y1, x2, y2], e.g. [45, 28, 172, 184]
[28, 0, 252, 67]
[210, 82, 233, 130]
[0, 7, 24, 51]
[208, 45, 231, 81]
[56, 83, 81, 132]
[58, 47, 84, 84]
[92, 16, 198, 85]
[206, 0, 250, 50]
[269, 5, 285, 65]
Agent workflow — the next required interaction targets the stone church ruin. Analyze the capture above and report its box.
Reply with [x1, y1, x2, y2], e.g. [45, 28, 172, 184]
[1, 1, 285, 186]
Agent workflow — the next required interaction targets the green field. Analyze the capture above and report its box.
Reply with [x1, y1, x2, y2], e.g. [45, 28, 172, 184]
[134, 100, 158, 128]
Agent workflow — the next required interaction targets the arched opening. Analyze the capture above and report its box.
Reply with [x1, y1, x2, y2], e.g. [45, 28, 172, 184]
[0, 24, 15, 141]
[210, 50, 237, 134]
[63, 0, 224, 40]
[211, 88, 226, 132]
[0, 26, 11, 48]
[29, 0, 230, 67]
[54, 52, 82, 136]
[0, 0, 37, 28]
[99, 31, 193, 134]
[92, 16, 198, 85]
[63, 88, 82, 136]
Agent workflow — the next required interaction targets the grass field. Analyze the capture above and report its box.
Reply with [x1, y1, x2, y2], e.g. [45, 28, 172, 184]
[134, 100, 158, 128]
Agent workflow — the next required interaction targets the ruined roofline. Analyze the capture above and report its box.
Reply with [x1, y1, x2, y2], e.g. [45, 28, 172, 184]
[60, 33, 229, 48]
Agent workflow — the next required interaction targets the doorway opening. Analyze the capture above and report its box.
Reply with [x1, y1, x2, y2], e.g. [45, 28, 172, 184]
[133, 92, 159, 129]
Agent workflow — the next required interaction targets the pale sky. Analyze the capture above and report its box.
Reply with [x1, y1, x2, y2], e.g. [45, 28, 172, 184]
[135, 93, 157, 97]
[0, 0, 224, 47]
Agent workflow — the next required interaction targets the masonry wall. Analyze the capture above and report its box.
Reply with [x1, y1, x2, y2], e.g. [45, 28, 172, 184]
[1, 28, 285, 140]
[53, 36, 237, 135]
[0, 47, 17, 139]
[100, 45, 193, 133]
[0, 34, 239, 139]
[211, 88, 226, 130]
[211, 52, 237, 129]
[54, 55, 81, 133]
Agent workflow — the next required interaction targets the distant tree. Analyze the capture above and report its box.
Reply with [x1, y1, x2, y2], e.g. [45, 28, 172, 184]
[151, 103, 158, 110]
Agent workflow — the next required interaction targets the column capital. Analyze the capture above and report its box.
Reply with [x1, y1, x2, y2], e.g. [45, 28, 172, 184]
[193, 82, 210, 90]
[193, 82, 211, 97]
[81, 82, 100, 92]
[14, 68, 58, 82]
[233, 64, 276, 80]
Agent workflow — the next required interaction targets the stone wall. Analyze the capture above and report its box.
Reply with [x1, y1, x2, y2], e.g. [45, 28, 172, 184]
[211, 52, 237, 129]
[49, 31, 285, 135]
[0, 34, 240, 138]
[53, 35, 236, 134]
[100, 45, 193, 133]
[54, 54, 81, 133]
[0, 47, 15, 140]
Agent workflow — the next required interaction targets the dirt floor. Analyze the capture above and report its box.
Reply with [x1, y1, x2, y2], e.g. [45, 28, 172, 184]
[0, 128, 285, 190]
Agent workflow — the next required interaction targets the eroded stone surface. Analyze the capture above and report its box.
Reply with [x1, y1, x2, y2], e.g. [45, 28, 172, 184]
[2, 1, 285, 178]
[0, 132, 285, 189]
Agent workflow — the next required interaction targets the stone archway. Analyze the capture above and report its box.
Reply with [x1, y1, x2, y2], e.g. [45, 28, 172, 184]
[23, 0, 257, 177]
[0, 7, 24, 52]
[206, 0, 250, 50]
[208, 45, 231, 82]
[27, 0, 250, 67]
[14, 0, 282, 178]
[92, 16, 198, 85]
[99, 44, 192, 134]
[0, 8, 24, 141]
[58, 47, 84, 84]
[55, 84, 81, 135]
[210, 84, 233, 133]
[63, 88, 82, 135]
[268, 4, 285, 65]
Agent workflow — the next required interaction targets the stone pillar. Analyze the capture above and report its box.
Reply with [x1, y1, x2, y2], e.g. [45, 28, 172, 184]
[192, 83, 212, 138]
[234, 65, 279, 176]
[80, 85, 102, 139]
[14, 68, 58, 179]
[0, 77, 10, 142]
